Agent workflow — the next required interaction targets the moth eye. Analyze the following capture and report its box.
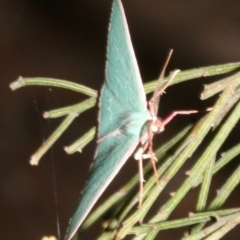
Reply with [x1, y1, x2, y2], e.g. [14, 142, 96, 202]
[151, 124, 164, 133]
[152, 118, 164, 133]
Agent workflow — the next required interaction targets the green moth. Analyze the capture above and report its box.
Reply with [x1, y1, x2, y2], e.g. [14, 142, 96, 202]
[65, 0, 197, 239]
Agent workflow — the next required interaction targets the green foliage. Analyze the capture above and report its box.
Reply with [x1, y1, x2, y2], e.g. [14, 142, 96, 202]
[10, 62, 240, 239]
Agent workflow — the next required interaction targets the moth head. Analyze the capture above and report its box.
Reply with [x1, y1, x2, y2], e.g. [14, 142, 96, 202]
[151, 117, 164, 133]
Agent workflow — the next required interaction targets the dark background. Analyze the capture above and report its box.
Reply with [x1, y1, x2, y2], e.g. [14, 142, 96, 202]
[1, 0, 240, 239]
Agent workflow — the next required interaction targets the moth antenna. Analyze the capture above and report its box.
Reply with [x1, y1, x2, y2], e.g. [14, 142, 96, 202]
[150, 49, 174, 116]
[154, 69, 180, 100]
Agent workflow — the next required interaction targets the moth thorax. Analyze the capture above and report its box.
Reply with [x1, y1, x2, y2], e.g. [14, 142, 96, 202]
[151, 117, 164, 133]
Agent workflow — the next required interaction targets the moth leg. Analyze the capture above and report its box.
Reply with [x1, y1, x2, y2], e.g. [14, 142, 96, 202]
[134, 147, 157, 161]
[142, 152, 157, 160]
[147, 122, 160, 188]
[134, 144, 147, 207]
[162, 110, 199, 126]
[137, 147, 145, 208]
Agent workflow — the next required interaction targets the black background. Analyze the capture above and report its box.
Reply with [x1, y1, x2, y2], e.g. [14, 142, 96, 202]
[1, 0, 240, 239]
